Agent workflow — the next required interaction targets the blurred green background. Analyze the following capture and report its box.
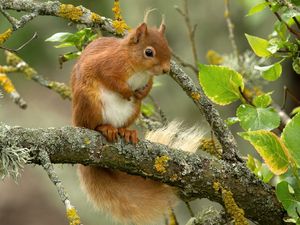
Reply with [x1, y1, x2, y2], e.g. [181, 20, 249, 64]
[0, 0, 296, 225]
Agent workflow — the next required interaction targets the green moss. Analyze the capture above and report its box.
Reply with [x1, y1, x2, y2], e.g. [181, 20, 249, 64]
[58, 4, 83, 22]
[154, 155, 169, 174]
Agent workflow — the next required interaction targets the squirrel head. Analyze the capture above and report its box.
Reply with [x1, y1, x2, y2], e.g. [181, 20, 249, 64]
[124, 22, 171, 75]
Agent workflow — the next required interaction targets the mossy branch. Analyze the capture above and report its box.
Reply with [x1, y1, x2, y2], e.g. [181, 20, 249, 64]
[0, 124, 284, 225]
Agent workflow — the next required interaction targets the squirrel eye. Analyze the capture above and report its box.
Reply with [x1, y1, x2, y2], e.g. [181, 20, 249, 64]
[144, 47, 155, 58]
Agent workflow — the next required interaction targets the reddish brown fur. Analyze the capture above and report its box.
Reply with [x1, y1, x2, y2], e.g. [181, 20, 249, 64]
[72, 23, 174, 224]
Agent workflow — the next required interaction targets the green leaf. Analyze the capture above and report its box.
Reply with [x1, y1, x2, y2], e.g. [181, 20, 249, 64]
[253, 92, 273, 108]
[291, 107, 300, 116]
[225, 117, 239, 126]
[282, 113, 300, 167]
[293, 58, 300, 74]
[141, 103, 155, 117]
[236, 104, 280, 131]
[276, 181, 300, 218]
[198, 64, 244, 105]
[239, 130, 289, 175]
[246, 155, 274, 182]
[45, 32, 73, 42]
[63, 52, 81, 60]
[254, 62, 282, 81]
[247, 2, 269, 16]
[259, 164, 274, 183]
[54, 42, 75, 48]
[245, 34, 272, 57]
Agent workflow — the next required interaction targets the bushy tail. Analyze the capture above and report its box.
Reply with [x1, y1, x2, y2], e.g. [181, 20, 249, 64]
[78, 121, 205, 225]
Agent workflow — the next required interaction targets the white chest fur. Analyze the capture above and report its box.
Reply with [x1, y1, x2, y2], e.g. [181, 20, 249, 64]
[100, 72, 151, 128]
[127, 72, 151, 91]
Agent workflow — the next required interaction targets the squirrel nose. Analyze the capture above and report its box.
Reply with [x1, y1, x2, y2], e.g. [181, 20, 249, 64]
[162, 65, 170, 74]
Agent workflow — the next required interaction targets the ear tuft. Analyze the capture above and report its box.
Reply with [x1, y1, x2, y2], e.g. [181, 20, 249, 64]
[131, 23, 148, 44]
[159, 23, 166, 34]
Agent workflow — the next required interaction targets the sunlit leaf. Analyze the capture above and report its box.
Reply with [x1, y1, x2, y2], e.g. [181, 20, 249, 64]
[282, 113, 300, 167]
[253, 92, 272, 108]
[240, 130, 289, 175]
[45, 32, 73, 42]
[247, 2, 269, 16]
[198, 64, 244, 105]
[245, 34, 272, 57]
[237, 104, 280, 131]
[254, 62, 282, 81]
[276, 181, 300, 218]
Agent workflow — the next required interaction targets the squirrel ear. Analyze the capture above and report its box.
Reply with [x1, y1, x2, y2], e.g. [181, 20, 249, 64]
[131, 23, 148, 44]
[159, 23, 166, 34]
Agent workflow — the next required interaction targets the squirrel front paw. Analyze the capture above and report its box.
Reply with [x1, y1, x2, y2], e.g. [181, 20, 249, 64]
[134, 84, 150, 100]
[122, 89, 134, 101]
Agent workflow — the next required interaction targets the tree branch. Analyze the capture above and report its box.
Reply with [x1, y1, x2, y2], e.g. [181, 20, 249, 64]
[0, 124, 284, 224]
[1, 0, 242, 163]
[169, 60, 242, 163]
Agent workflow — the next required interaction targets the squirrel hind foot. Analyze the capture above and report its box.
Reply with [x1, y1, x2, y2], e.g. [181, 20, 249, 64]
[118, 128, 138, 144]
[96, 124, 118, 142]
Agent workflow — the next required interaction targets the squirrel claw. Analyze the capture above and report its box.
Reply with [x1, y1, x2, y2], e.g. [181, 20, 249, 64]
[96, 125, 118, 142]
[118, 128, 138, 144]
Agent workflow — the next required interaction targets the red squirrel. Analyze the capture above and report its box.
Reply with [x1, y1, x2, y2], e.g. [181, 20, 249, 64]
[71, 22, 195, 224]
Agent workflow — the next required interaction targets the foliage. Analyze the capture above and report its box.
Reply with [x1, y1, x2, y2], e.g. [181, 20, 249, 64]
[198, 0, 300, 223]
[45, 28, 98, 67]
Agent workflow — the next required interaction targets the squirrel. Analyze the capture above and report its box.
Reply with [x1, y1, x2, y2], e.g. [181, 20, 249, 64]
[71, 19, 204, 224]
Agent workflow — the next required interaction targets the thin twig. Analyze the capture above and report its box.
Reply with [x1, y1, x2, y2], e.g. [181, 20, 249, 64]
[0, 32, 38, 53]
[174, 0, 199, 74]
[265, 0, 300, 39]
[293, 17, 300, 30]
[148, 94, 168, 125]
[171, 50, 198, 73]
[224, 0, 239, 61]
[38, 149, 82, 225]
[185, 202, 195, 217]
[0, 6, 19, 29]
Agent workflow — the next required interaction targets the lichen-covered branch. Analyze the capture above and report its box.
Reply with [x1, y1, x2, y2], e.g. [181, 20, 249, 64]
[3, 51, 71, 100]
[0, 0, 114, 34]
[0, 0, 242, 164]
[169, 60, 242, 163]
[0, 124, 284, 224]
[38, 150, 82, 225]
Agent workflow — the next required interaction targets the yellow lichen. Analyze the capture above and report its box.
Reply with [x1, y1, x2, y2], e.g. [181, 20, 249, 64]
[91, 12, 102, 23]
[84, 137, 91, 145]
[206, 50, 224, 65]
[0, 73, 16, 93]
[154, 155, 169, 174]
[112, 0, 129, 35]
[170, 174, 178, 182]
[5, 51, 37, 79]
[213, 182, 249, 225]
[48, 81, 72, 99]
[199, 138, 222, 159]
[58, 4, 83, 22]
[66, 207, 81, 225]
[0, 65, 17, 73]
[191, 92, 201, 101]
[168, 208, 179, 225]
[0, 28, 12, 45]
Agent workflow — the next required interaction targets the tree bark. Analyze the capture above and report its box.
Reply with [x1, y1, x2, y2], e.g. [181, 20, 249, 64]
[0, 124, 285, 225]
